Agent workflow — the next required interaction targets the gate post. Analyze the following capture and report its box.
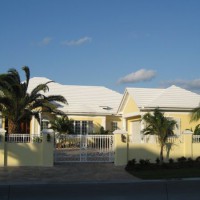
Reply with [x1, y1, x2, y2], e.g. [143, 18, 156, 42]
[42, 129, 54, 166]
[0, 128, 6, 166]
[182, 130, 193, 158]
[113, 130, 128, 166]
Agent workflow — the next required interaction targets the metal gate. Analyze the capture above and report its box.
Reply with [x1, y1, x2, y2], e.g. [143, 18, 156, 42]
[54, 135, 114, 163]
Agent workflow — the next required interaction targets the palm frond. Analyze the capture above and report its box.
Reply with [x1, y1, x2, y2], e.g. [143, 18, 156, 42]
[190, 107, 200, 122]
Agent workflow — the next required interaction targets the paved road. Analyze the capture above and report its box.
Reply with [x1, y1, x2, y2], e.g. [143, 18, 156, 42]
[1, 180, 200, 200]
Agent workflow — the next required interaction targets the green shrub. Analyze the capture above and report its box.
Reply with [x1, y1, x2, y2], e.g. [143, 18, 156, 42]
[169, 158, 174, 164]
[125, 159, 137, 170]
[155, 158, 160, 164]
[187, 157, 194, 163]
[177, 156, 187, 163]
[139, 159, 150, 165]
[195, 156, 200, 162]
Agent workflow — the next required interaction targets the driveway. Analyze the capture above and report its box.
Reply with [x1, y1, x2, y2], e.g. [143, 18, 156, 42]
[0, 163, 139, 185]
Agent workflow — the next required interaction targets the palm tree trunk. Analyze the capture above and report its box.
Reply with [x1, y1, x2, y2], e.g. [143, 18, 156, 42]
[8, 120, 18, 134]
[160, 144, 164, 164]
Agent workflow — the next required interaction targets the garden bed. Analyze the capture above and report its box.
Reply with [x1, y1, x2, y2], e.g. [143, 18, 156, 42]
[125, 157, 200, 180]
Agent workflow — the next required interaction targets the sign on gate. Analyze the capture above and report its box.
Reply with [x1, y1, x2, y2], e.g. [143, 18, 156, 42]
[54, 135, 114, 163]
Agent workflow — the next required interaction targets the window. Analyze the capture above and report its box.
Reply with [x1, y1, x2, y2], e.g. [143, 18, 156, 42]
[88, 121, 93, 134]
[75, 121, 81, 134]
[111, 121, 118, 131]
[82, 121, 87, 135]
[73, 120, 93, 135]
[41, 119, 49, 131]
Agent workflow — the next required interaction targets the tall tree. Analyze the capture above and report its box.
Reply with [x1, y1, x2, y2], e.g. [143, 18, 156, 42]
[0, 66, 67, 133]
[142, 108, 177, 164]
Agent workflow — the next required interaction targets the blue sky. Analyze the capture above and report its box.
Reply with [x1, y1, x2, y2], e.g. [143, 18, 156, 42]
[0, 0, 200, 93]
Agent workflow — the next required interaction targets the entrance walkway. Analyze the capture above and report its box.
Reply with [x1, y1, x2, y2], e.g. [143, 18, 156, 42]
[0, 163, 139, 185]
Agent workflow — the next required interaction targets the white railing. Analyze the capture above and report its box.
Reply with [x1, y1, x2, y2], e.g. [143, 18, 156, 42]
[166, 135, 183, 143]
[193, 135, 200, 143]
[142, 135, 158, 144]
[6, 134, 42, 143]
[142, 135, 183, 144]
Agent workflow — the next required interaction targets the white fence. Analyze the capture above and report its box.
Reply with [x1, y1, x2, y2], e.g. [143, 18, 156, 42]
[193, 135, 200, 143]
[141, 135, 183, 144]
[5, 134, 42, 143]
[55, 134, 114, 162]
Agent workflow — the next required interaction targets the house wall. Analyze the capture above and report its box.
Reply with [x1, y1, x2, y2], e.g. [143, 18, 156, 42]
[164, 112, 200, 132]
[29, 114, 103, 134]
[30, 114, 122, 134]
[125, 112, 200, 137]
[68, 115, 106, 133]
[120, 92, 200, 136]
[106, 116, 122, 132]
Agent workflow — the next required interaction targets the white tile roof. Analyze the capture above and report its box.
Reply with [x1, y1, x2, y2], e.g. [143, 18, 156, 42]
[127, 85, 200, 110]
[28, 77, 123, 115]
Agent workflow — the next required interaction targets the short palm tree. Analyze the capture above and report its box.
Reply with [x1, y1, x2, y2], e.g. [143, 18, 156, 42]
[50, 115, 74, 134]
[193, 124, 200, 135]
[142, 108, 177, 164]
[50, 115, 74, 148]
[191, 107, 200, 122]
[0, 66, 67, 133]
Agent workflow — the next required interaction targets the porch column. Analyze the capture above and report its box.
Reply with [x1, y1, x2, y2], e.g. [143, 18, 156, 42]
[31, 115, 35, 135]
[113, 129, 128, 166]
[122, 117, 127, 131]
[101, 116, 106, 129]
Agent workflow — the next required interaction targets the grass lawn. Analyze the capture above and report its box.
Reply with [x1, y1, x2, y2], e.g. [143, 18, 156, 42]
[128, 167, 200, 180]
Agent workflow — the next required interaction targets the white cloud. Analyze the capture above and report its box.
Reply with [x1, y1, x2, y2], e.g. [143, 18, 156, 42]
[36, 37, 52, 46]
[61, 36, 92, 46]
[161, 79, 200, 92]
[118, 69, 156, 84]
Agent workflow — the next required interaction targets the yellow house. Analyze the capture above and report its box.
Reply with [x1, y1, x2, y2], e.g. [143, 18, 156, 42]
[118, 85, 200, 142]
[26, 77, 123, 135]
[111, 85, 200, 165]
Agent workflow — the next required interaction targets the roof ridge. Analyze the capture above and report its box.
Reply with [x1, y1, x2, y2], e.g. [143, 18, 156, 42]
[146, 85, 200, 108]
[145, 87, 167, 107]
[31, 77, 122, 94]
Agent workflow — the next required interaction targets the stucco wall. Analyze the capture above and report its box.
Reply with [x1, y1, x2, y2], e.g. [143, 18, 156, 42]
[0, 130, 54, 167]
[114, 133, 200, 166]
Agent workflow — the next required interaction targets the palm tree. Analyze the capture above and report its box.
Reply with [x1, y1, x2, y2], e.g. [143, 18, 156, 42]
[50, 115, 74, 134]
[50, 115, 74, 148]
[191, 107, 200, 122]
[142, 108, 177, 164]
[187, 124, 200, 135]
[0, 66, 67, 133]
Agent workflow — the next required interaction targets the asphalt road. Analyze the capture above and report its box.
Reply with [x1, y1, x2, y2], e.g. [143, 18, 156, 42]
[1, 180, 200, 200]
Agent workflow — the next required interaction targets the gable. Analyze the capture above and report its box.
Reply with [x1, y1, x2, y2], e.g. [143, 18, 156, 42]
[120, 94, 140, 115]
